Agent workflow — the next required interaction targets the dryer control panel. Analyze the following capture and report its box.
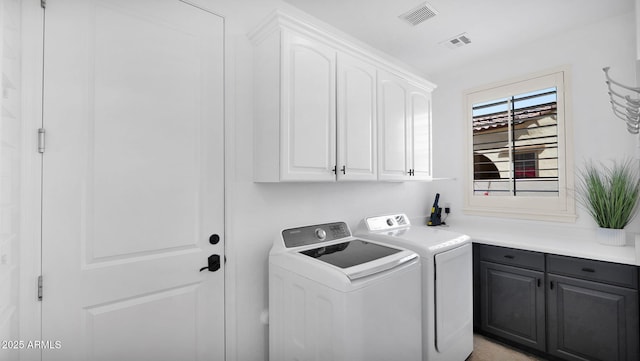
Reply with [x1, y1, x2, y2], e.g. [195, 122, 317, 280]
[282, 222, 351, 248]
[365, 214, 410, 231]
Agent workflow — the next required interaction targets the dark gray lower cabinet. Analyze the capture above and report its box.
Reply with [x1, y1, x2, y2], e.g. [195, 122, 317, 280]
[548, 274, 639, 361]
[480, 261, 546, 351]
[476, 244, 640, 361]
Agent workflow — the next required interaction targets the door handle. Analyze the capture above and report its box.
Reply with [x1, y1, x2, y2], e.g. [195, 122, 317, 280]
[209, 234, 220, 245]
[340, 165, 346, 175]
[199, 254, 221, 272]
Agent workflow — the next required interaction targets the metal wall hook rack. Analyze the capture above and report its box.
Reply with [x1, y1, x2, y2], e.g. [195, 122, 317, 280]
[603, 67, 640, 134]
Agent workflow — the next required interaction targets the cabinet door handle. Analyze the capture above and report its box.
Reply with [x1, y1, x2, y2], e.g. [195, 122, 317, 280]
[340, 165, 346, 175]
[537, 278, 541, 287]
[550, 281, 554, 290]
[332, 166, 337, 174]
[581, 267, 595, 273]
[504, 255, 515, 259]
[408, 169, 414, 176]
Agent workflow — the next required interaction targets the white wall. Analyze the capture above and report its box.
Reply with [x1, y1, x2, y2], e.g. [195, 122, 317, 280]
[0, 0, 21, 359]
[429, 11, 640, 232]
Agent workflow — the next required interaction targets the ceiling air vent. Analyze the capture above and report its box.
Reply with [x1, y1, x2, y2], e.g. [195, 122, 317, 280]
[399, 2, 438, 26]
[440, 33, 472, 49]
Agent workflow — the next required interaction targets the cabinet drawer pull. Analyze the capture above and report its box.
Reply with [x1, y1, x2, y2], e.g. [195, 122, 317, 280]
[504, 255, 515, 259]
[581, 267, 596, 273]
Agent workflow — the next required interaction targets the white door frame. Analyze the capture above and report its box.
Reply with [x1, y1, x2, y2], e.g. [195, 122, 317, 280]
[18, 1, 238, 360]
[19, 1, 44, 360]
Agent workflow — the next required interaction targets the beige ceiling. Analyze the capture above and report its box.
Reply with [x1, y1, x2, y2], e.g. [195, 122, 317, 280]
[282, 0, 634, 77]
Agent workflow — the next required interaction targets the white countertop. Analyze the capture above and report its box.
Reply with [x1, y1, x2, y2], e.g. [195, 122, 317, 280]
[443, 219, 639, 266]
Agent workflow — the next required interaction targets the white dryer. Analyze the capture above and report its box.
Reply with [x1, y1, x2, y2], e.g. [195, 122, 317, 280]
[358, 214, 474, 361]
[269, 221, 422, 361]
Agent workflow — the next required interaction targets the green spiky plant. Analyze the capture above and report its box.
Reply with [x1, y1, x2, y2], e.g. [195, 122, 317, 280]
[576, 159, 640, 229]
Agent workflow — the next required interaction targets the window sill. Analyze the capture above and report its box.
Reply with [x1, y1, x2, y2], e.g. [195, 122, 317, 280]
[463, 206, 577, 223]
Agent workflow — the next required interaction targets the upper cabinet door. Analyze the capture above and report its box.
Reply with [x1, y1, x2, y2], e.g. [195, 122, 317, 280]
[336, 53, 377, 181]
[280, 32, 337, 181]
[378, 70, 410, 181]
[409, 87, 432, 180]
[250, 13, 436, 182]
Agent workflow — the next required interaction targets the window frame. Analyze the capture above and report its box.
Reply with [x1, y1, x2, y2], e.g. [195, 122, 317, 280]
[463, 67, 576, 222]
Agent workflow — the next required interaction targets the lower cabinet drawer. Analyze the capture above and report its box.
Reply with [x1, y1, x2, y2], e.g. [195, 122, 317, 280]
[547, 254, 638, 289]
[479, 244, 544, 271]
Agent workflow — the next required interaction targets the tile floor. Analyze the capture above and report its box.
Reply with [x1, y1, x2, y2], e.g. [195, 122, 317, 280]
[468, 334, 546, 361]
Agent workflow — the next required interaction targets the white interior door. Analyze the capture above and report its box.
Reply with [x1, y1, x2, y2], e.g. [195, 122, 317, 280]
[41, 1, 225, 360]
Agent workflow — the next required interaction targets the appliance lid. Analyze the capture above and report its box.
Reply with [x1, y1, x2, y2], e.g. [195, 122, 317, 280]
[299, 239, 417, 280]
[300, 239, 400, 268]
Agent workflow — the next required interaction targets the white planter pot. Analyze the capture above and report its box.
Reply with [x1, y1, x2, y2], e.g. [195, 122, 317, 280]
[596, 227, 627, 246]
[635, 234, 640, 261]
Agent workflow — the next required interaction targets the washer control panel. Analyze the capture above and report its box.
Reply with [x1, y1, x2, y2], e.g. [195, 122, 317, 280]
[365, 214, 410, 231]
[282, 222, 351, 248]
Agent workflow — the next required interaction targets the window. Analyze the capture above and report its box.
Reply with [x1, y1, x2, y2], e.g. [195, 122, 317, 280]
[472, 87, 558, 196]
[514, 152, 537, 179]
[464, 68, 575, 221]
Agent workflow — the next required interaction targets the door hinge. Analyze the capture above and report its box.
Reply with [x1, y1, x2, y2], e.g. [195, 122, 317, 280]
[38, 128, 45, 153]
[37, 275, 43, 301]
[40, 0, 46, 9]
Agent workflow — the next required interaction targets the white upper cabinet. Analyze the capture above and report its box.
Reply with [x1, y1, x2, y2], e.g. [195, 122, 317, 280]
[409, 85, 432, 180]
[252, 27, 336, 182]
[378, 70, 409, 181]
[378, 70, 432, 181]
[336, 53, 377, 181]
[249, 12, 435, 182]
[281, 32, 337, 181]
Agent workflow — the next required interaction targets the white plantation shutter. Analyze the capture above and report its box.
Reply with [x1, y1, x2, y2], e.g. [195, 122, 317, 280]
[464, 69, 576, 222]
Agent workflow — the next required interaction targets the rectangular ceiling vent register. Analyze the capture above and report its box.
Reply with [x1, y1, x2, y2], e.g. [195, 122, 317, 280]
[441, 33, 472, 49]
[399, 2, 438, 26]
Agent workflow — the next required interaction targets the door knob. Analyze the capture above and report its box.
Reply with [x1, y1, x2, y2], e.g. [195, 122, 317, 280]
[209, 234, 220, 245]
[199, 254, 221, 272]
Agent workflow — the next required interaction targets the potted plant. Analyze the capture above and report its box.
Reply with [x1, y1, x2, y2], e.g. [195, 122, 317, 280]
[576, 159, 640, 246]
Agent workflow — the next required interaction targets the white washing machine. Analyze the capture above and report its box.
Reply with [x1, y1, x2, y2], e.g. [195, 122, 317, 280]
[269, 221, 422, 361]
[358, 214, 474, 361]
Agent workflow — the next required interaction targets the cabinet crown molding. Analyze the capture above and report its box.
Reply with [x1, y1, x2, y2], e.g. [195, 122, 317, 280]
[247, 10, 436, 91]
